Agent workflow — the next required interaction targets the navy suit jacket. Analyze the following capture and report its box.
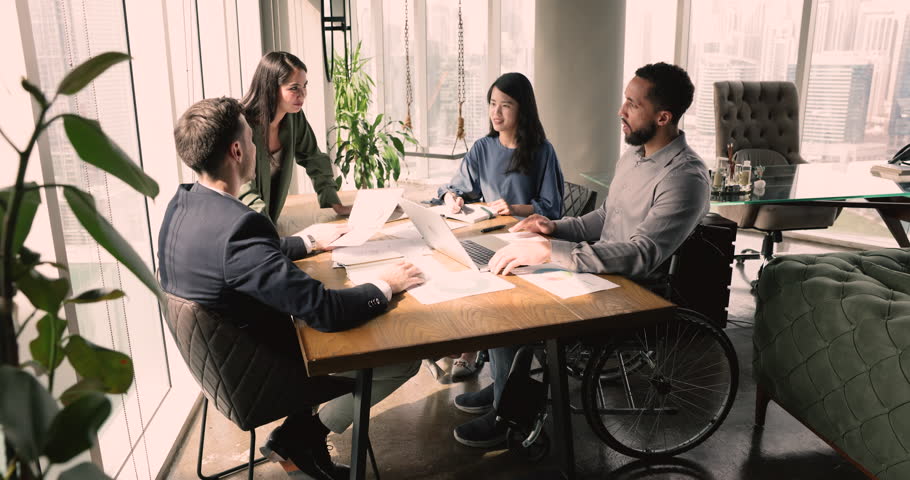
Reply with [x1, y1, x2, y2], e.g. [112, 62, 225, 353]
[158, 183, 388, 357]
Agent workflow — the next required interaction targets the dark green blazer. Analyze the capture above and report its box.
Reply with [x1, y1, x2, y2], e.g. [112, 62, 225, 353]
[238, 111, 340, 222]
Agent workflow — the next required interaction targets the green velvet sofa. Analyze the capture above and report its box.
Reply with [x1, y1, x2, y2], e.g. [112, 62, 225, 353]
[754, 249, 910, 480]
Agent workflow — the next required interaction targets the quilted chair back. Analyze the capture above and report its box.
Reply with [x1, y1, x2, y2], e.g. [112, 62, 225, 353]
[563, 181, 597, 218]
[754, 250, 910, 479]
[714, 81, 804, 165]
[164, 293, 354, 431]
[713, 81, 839, 231]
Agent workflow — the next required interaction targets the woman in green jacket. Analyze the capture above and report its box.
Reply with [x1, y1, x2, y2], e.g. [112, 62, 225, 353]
[239, 51, 352, 221]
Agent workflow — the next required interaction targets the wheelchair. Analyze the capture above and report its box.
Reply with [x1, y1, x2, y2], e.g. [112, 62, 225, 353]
[496, 218, 740, 460]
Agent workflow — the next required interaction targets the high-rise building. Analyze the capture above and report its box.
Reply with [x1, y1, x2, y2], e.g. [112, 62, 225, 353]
[855, 2, 900, 123]
[800, 55, 873, 144]
[760, 23, 796, 80]
[815, 0, 861, 52]
[890, 14, 910, 148]
[690, 55, 758, 158]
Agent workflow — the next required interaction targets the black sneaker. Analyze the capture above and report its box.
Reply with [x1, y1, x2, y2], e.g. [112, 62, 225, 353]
[261, 425, 350, 480]
[453, 410, 506, 448]
[454, 384, 494, 414]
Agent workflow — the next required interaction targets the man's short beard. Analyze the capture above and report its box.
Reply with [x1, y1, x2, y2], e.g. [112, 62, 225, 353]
[624, 120, 658, 146]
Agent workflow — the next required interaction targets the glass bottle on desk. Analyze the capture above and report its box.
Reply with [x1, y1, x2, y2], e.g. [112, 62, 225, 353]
[739, 160, 752, 186]
[712, 158, 727, 192]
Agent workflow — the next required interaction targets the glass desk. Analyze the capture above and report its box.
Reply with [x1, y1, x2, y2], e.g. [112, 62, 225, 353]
[581, 162, 910, 247]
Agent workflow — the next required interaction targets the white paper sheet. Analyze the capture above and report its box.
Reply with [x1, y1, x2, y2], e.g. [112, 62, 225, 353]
[514, 263, 619, 299]
[331, 188, 404, 247]
[344, 257, 405, 286]
[344, 255, 450, 286]
[408, 271, 515, 305]
[332, 239, 432, 265]
[380, 219, 467, 239]
[345, 257, 513, 304]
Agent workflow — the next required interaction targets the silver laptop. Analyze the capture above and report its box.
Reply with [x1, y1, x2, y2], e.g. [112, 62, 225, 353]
[398, 199, 508, 271]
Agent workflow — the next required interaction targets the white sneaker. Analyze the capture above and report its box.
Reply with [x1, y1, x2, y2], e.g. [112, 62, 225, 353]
[422, 359, 452, 384]
[451, 359, 478, 380]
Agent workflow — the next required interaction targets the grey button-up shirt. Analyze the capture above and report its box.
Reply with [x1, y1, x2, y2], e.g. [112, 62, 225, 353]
[550, 132, 710, 280]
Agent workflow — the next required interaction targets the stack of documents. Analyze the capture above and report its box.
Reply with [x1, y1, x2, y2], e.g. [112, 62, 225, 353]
[870, 164, 910, 182]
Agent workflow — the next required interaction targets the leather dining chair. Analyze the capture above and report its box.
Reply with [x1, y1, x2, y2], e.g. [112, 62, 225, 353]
[713, 81, 840, 274]
[163, 293, 378, 479]
[563, 181, 598, 218]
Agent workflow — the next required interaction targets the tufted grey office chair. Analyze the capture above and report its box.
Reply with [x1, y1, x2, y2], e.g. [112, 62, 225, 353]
[713, 81, 840, 270]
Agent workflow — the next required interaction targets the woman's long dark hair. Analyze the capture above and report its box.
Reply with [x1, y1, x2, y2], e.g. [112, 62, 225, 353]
[241, 51, 307, 136]
[486, 72, 546, 175]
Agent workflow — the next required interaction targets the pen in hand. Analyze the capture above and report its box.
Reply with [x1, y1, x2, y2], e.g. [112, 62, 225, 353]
[480, 225, 506, 233]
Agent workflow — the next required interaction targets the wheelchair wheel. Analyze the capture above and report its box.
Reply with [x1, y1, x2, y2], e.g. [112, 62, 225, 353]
[581, 308, 738, 458]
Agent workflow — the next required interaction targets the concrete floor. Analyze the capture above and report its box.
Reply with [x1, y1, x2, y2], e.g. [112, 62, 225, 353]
[161, 231, 869, 480]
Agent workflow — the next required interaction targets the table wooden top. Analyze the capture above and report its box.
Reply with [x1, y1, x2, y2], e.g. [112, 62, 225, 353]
[294, 215, 674, 376]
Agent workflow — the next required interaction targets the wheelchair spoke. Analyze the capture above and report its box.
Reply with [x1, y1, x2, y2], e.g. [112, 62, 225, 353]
[669, 380, 730, 394]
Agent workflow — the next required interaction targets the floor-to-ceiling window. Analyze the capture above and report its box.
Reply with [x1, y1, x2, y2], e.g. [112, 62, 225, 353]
[683, 0, 802, 162]
[499, 0, 535, 83]
[26, 3, 171, 476]
[10, 1, 262, 477]
[799, 0, 910, 244]
[619, 0, 909, 248]
[620, 0, 678, 158]
[356, 0, 534, 183]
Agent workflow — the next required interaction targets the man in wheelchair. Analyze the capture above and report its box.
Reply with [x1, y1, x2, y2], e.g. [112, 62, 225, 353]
[452, 62, 712, 450]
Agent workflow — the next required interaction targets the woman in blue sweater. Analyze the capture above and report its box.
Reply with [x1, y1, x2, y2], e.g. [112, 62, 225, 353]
[439, 73, 564, 418]
[441, 72, 564, 220]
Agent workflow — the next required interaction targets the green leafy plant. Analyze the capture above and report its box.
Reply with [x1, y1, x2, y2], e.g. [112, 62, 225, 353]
[330, 43, 418, 189]
[0, 52, 161, 480]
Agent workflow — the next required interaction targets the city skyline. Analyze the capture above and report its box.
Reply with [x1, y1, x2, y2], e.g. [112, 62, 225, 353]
[678, 0, 910, 164]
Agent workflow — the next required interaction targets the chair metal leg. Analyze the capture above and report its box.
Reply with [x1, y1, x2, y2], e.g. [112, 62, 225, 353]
[196, 397, 268, 480]
[367, 438, 381, 480]
[755, 385, 772, 427]
[760, 231, 781, 261]
[248, 430, 256, 480]
[734, 248, 761, 264]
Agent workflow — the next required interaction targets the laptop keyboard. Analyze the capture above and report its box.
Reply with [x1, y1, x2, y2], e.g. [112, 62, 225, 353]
[460, 240, 496, 266]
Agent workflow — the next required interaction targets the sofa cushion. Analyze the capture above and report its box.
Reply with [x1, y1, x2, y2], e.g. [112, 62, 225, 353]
[862, 260, 910, 295]
[754, 249, 910, 479]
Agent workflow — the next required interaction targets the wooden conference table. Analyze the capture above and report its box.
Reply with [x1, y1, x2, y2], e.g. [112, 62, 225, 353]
[292, 214, 674, 480]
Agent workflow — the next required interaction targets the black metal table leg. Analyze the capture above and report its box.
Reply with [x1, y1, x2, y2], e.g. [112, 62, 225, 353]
[875, 206, 910, 247]
[351, 368, 373, 480]
[546, 338, 575, 479]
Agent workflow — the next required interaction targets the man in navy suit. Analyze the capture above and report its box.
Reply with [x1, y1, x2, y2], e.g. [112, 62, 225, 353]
[159, 97, 424, 479]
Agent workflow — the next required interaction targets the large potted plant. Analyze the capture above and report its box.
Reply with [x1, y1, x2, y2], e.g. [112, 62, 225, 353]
[0, 52, 160, 480]
[330, 43, 417, 189]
